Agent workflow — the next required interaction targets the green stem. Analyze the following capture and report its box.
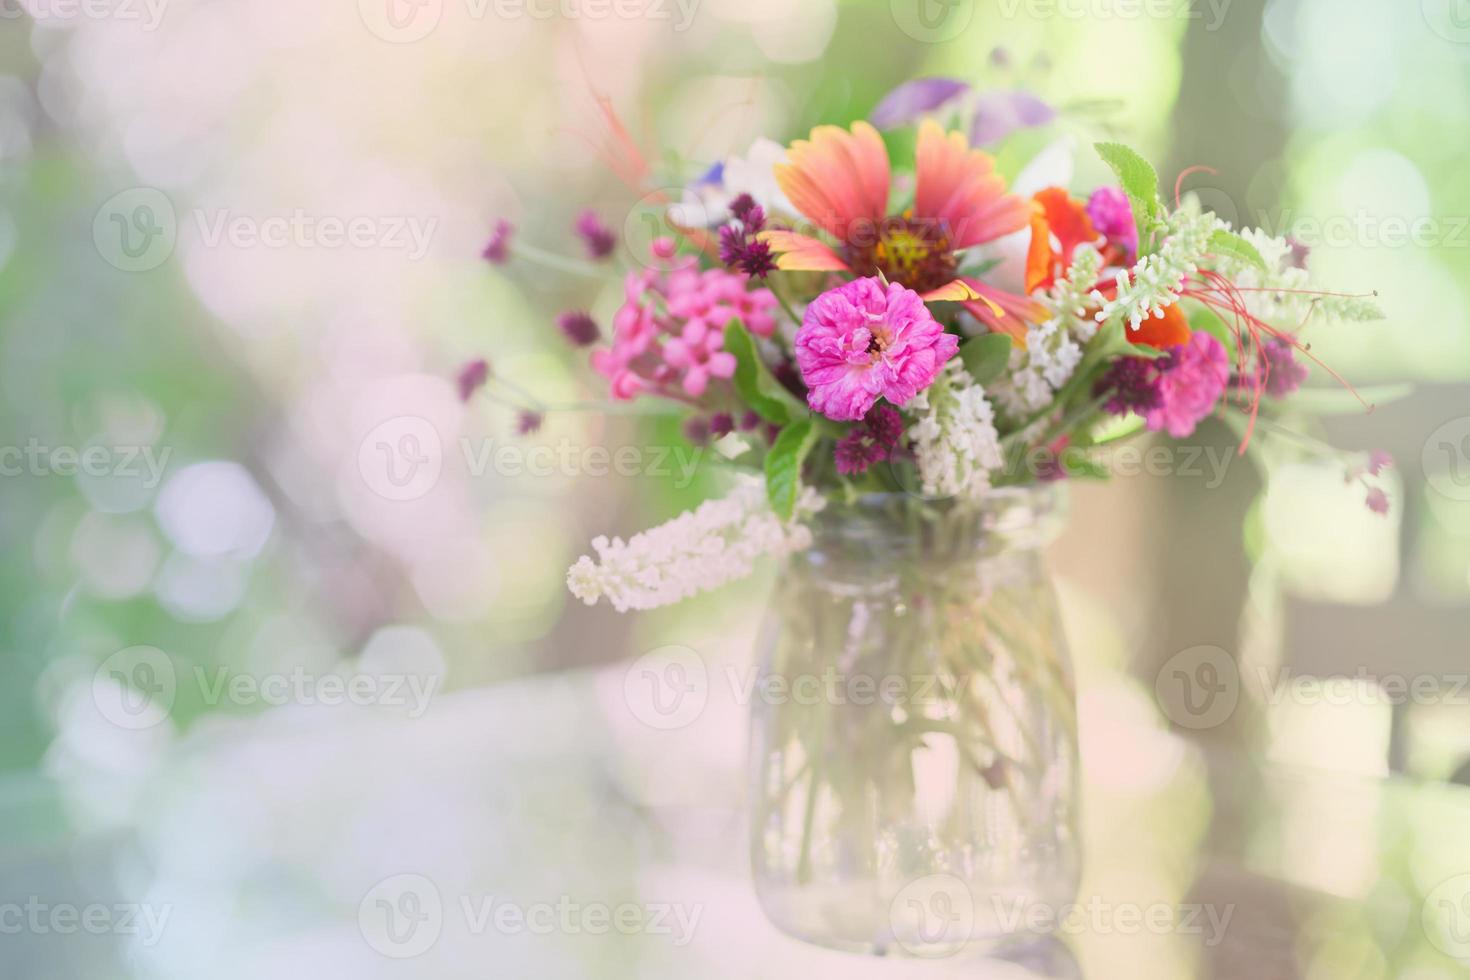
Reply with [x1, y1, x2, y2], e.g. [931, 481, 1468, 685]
[512, 242, 606, 278]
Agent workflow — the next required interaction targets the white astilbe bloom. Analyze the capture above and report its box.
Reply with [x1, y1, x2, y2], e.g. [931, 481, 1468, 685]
[566, 475, 823, 612]
[990, 245, 1104, 417]
[909, 361, 1006, 500]
[1094, 201, 1219, 332]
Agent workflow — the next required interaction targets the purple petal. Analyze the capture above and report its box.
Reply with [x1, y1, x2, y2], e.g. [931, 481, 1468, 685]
[969, 90, 1057, 146]
[871, 78, 971, 131]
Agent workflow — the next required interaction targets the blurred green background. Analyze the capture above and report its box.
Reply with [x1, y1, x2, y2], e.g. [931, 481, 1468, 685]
[2, 0, 1469, 977]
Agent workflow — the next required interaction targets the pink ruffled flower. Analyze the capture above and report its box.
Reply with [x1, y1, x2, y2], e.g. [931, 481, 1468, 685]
[1144, 332, 1229, 438]
[795, 277, 958, 421]
[591, 245, 778, 401]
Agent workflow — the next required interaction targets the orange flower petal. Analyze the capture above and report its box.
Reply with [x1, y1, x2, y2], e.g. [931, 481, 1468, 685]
[914, 119, 1031, 249]
[777, 122, 890, 242]
[759, 230, 851, 272]
[1129, 303, 1192, 349]
[920, 279, 982, 303]
[1024, 207, 1054, 294]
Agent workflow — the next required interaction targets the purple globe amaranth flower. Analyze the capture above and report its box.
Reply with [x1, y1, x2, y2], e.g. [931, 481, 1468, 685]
[1086, 186, 1138, 260]
[458, 358, 490, 401]
[833, 404, 903, 476]
[482, 221, 514, 264]
[1144, 332, 1230, 438]
[1367, 450, 1393, 476]
[516, 410, 544, 435]
[556, 311, 601, 348]
[794, 277, 958, 422]
[574, 209, 616, 260]
[1097, 357, 1163, 417]
[1365, 487, 1390, 516]
[718, 198, 775, 278]
[1260, 336, 1310, 398]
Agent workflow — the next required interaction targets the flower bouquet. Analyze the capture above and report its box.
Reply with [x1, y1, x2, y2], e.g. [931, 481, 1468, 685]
[468, 78, 1392, 955]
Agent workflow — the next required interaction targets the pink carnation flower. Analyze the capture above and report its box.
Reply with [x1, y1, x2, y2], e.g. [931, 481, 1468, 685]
[794, 277, 958, 422]
[1144, 332, 1229, 438]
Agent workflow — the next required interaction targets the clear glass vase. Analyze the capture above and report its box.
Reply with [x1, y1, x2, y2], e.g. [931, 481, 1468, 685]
[748, 486, 1080, 957]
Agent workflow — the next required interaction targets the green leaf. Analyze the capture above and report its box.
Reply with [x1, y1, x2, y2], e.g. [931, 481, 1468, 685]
[764, 419, 818, 520]
[958, 256, 1003, 278]
[724, 319, 804, 424]
[1284, 384, 1414, 416]
[959, 333, 1013, 386]
[1188, 305, 1235, 356]
[1208, 229, 1268, 272]
[1095, 142, 1162, 217]
[1061, 453, 1110, 481]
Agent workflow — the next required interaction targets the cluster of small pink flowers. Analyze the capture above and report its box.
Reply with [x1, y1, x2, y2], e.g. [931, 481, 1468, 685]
[592, 239, 779, 400]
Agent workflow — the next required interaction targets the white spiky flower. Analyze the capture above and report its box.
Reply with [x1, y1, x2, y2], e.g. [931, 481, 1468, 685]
[1215, 226, 1384, 325]
[566, 475, 823, 612]
[1094, 201, 1219, 331]
[908, 360, 1006, 500]
[990, 245, 1104, 417]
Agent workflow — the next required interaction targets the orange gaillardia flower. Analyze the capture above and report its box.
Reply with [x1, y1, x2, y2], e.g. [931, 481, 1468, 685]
[761, 120, 1041, 336]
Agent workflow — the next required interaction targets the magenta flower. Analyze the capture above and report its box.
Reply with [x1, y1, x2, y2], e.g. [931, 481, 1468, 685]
[482, 220, 514, 264]
[574, 209, 616, 260]
[1260, 337, 1309, 398]
[1086, 187, 1137, 260]
[516, 410, 543, 435]
[794, 277, 958, 422]
[457, 358, 490, 402]
[556, 311, 601, 347]
[1143, 332, 1229, 438]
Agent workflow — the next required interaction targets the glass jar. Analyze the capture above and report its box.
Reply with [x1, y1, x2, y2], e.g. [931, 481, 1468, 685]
[748, 486, 1080, 957]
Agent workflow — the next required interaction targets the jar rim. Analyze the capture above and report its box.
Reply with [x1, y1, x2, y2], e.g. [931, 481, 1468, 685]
[801, 483, 1067, 560]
